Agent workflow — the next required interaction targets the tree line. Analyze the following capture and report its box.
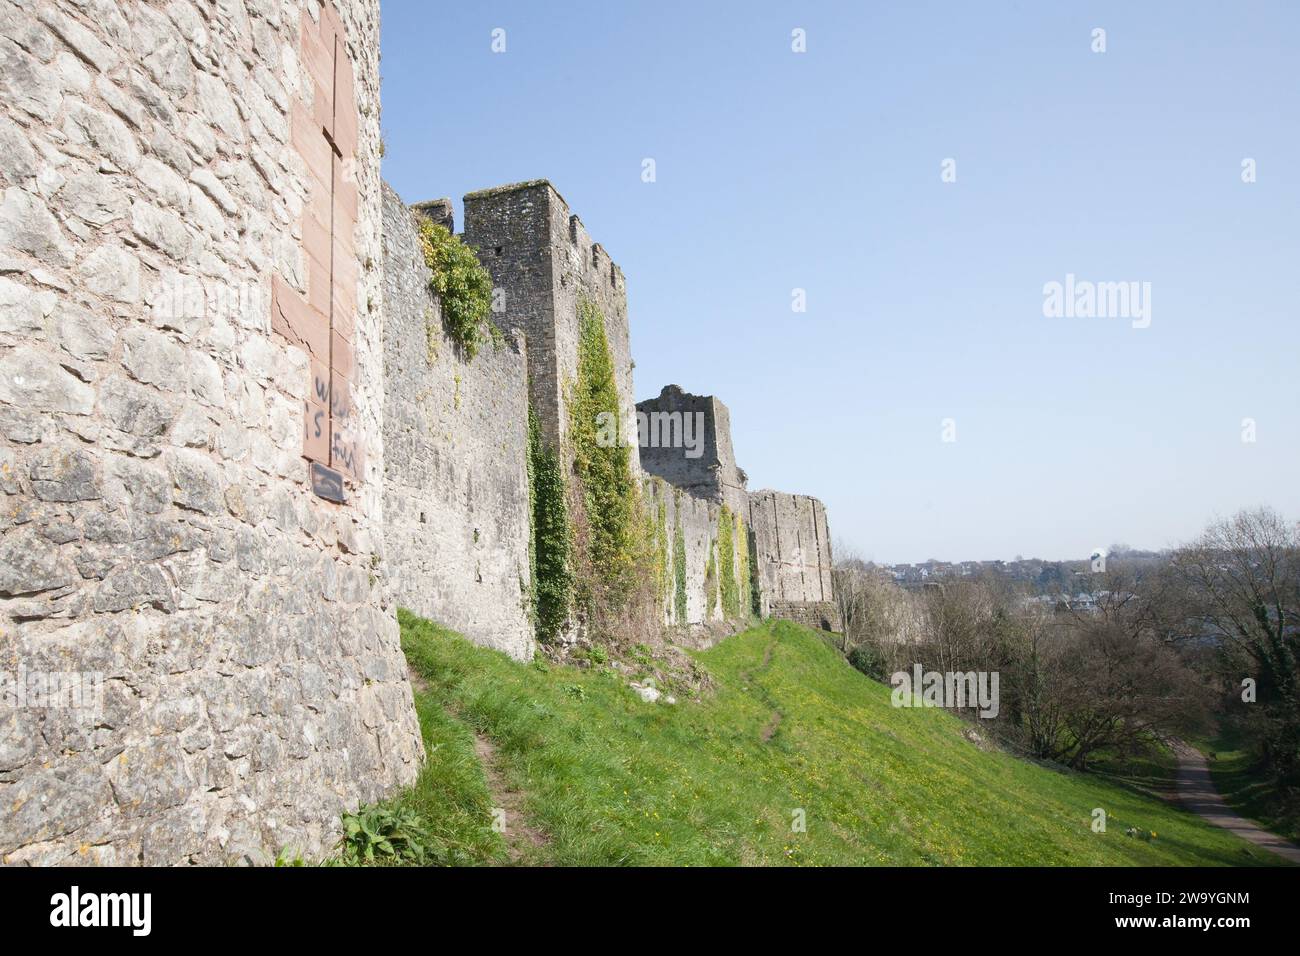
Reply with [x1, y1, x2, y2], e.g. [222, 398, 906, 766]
[833, 507, 1299, 794]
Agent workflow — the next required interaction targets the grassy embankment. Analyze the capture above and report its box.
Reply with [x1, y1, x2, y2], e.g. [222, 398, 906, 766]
[378, 610, 1286, 866]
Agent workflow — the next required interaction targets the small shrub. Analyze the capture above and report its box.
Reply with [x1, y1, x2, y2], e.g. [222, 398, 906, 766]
[848, 643, 886, 682]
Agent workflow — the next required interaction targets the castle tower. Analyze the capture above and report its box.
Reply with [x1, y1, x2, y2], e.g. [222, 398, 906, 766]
[636, 385, 748, 516]
[460, 181, 639, 469]
[748, 490, 841, 631]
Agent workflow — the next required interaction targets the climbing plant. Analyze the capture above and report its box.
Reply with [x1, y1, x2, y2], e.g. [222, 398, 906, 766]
[736, 512, 753, 620]
[567, 297, 648, 620]
[718, 505, 739, 618]
[705, 545, 718, 615]
[654, 494, 668, 605]
[527, 401, 572, 642]
[417, 218, 493, 360]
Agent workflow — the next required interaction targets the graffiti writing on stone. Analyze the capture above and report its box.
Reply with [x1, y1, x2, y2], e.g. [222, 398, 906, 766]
[273, 4, 365, 502]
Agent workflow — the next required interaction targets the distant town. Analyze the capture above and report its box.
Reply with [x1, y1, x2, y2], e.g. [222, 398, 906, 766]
[851, 547, 1166, 597]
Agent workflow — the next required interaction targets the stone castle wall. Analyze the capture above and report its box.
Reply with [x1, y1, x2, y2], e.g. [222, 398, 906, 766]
[637, 385, 748, 516]
[0, 0, 421, 866]
[748, 489, 839, 629]
[637, 383, 839, 633]
[0, 0, 843, 866]
[462, 181, 639, 467]
[381, 184, 533, 660]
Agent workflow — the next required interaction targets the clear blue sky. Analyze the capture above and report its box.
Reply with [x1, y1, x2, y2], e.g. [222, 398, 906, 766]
[379, 1, 1300, 564]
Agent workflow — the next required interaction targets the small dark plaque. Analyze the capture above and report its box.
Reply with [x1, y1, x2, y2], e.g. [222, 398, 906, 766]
[310, 462, 346, 503]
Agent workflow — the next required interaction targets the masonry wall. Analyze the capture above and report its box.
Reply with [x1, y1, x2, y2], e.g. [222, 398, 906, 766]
[637, 385, 748, 515]
[381, 184, 533, 660]
[748, 489, 839, 631]
[462, 181, 639, 469]
[644, 477, 752, 642]
[0, 0, 421, 865]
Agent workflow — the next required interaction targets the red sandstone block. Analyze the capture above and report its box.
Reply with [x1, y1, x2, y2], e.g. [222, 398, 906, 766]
[303, 398, 329, 463]
[330, 330, 354, 380]
[319, 2, 344, 56]
[291, 105, 333, 188]
[333, 203, 356, 260]
[333, 236, 358, 290]
[271, 275, 329, 359]
[333, 159, 358, 224]
[302, 208, 331, 274]
[333, 52, 358, 159]
[307, 251, 332, 320]
[328, 370, 352, 422]
[311, 77, 333, 141]
[300, 10, 334, 101]
[330, 426, 364, 482]
[308, 357, 330, 406]
[332, 292, 356, 343]
[306, 167, 332, 237]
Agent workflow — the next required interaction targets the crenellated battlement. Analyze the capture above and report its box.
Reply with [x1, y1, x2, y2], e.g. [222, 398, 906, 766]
[420, 180, 835, 639]
[456, 179, 637, 464]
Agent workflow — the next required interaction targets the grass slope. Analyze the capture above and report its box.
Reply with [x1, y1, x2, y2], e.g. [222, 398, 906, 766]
[397, 610, 1285, 866]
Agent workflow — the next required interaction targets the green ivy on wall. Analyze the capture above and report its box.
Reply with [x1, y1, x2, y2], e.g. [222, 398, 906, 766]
[747, 519, 763, 617]
[654, 495, 668, 605]
[417, 218, 493, 360]
[718, 505, 739, 618]
[736, 513, 753, 621]
[527, 401, 572, 642]
[567, 297, 647, 618]
[705, 545, 718, 615]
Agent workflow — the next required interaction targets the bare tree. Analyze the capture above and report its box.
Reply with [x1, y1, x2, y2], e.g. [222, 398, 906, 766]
[833, 551, 924, 672]
[1170, 507, 1300, 778]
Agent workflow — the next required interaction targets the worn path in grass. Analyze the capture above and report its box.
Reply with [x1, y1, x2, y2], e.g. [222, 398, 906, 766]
[744, 636, 782, 743]
[473, 732, 550, 864]
[1174, 743, 1300, 863]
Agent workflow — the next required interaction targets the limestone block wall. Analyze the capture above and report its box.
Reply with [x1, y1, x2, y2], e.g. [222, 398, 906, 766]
[462, 181, 639, 468]
[637, 385, 748, 515]
[381, 184, 533, 660]
[748, 489, 839, 630]
[0, 0, 421, 866]
[645, 477, 751, 636]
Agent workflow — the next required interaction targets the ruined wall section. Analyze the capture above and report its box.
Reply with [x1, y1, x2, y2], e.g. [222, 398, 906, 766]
[645, 477, 752, 642]
[0, 0, 421, 866]
[381, 184, 533, 660]
[462, 181, 639, 468]
[637, 385, 747, 515]
[748, 490, 839, 631]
